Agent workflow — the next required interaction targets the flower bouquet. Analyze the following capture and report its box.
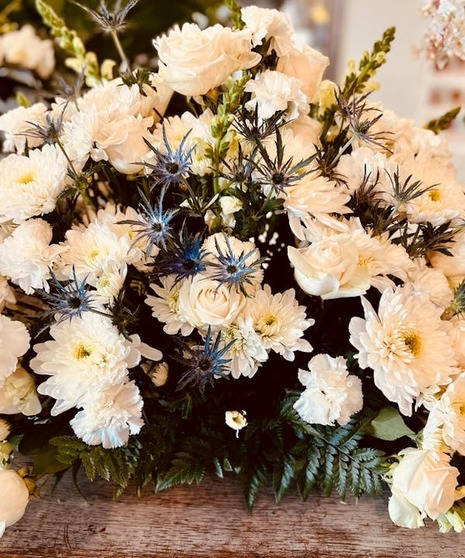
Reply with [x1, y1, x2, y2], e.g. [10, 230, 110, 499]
[1, 0, 465, 537]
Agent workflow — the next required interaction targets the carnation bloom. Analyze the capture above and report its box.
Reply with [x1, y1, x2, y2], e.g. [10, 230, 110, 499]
[241, 6, 294, 56]
[349, 286, 458, 415]
[0, 315, 30, 386]
[0, 469, 30, 538]
[294, 354, 363, 426]
[244, 70, 309, 122]
[246, 285, 313, 360]
[0, 218, 64, 294]
[70, 381, 144, 449]
[0, 144, 68, 223]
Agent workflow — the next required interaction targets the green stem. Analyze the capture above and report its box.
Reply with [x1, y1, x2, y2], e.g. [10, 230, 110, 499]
[111, 30, 129, 71]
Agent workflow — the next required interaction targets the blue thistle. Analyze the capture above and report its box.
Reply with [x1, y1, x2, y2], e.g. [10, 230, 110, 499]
[151, 228, 207, 283]
[253, 128, 316, 192]
[119, 187, 178, 255]
[174, 328, 233, 393]
[37, 269, 109, 325]
[206, 235, 265, 295]
[144, 126, 194, 189]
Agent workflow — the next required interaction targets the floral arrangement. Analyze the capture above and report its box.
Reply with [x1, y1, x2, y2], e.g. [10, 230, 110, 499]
[1, 0, 465, 538]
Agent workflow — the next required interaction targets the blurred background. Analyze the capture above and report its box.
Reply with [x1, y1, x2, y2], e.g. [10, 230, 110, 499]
[1, 0, 464, 175]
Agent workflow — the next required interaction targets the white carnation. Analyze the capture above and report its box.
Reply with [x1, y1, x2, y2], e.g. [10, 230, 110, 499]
[0, 103, 49, 153]
[294, 354, 363, 426]
[241, 6, 294, 56]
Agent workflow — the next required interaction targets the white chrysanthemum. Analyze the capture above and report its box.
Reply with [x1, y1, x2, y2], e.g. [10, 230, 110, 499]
[58, 216, 136, 290]
[392, 155, 465, 226]
[0, 366, 41, 416]
[202, 233, 263, 292]
[60, 107, 98, 168]
[146, 276, 193, 336]
[294, 354, 363, 426]
[406, 258, 454, 309]
[349, 286, 458, 415]
[0, 219, 64, 294]
[0, 315, 30, 386]
[246, 285, 313, 360]
[0, 103, 49, 153]
[429, 228, 465, 281]
[241, 6, 294, 56]
[220, 315, 268, 379]
[70, 381, 144, 449]
[336, 146, 393, 196]
[284, 174, 351, 238]
[424, 373, 465, 455]
[0, 144, 68, 223]
[30, 313, 143, 415]
[0, 24, 54, 79]
[244, 70, 308, 122]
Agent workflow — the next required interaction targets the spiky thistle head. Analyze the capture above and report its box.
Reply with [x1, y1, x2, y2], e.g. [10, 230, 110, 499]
[36, 269, 107, 325]
[173, 328, 232, 393]
[144, 126, 195, 190]
[118, 187, 178, 255]
[151, 227, 207, 284]
[72, 0, 139, 34]
[205, 234, 265, 295]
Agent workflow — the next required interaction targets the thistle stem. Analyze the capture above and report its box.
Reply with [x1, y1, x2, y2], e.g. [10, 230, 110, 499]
[111, 30, 129, 71]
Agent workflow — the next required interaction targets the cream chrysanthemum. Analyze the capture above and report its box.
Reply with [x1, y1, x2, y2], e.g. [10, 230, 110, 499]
[294, 353, 363, 426]
[0, 219, 64, 294]
[0, 315, 30, 386]
[247, 285, 313, 360]
[146, 276, 193, 336]
[0, 103, 49, 154]
[30, 313, 143, 415]
[220, 315, 268, 378]
[70, 381, 144, 449]
[0, 144, 68, 223]
[349, 286, 458, 415]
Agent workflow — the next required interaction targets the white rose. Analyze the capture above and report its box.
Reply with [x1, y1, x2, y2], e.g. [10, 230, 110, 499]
[154, 23, 261, 96]
[277, 45, 329, 101]
[0, 315, 30, 386]
[0, 366, 42, 416]
[388, 448, 459, 528]
[0, 469, 30, 538]
[288, 235, 369, 299]
[178, 275, 245, 329]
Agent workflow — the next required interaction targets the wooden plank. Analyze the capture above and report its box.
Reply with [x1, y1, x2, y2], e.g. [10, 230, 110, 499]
[0, 470, 463, 557]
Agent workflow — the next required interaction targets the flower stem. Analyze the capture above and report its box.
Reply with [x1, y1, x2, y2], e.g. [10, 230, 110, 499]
[111, 30, 129, 71]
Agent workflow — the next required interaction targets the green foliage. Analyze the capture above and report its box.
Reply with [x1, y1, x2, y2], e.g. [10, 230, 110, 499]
[342, 27, 396, 97]
[155, 451, 206, 491]
[280, 394, 388, 501]
[424, 107, 461, 134]
[50, 435, 141, 496]
[367, 406, 416, 441]
[225, 0, 244, 30]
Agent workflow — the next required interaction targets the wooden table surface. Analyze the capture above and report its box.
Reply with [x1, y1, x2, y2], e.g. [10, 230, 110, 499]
[0, 470, 463, 558]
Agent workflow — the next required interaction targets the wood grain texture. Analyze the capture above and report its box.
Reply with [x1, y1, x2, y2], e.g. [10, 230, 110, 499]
[1, 470, 464, 558]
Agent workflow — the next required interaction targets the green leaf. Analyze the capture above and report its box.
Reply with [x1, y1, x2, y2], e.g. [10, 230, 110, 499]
[367, 406, 415, 441]
[273, 456, 296, 503]
[156, 452, 206, 492]
[32, 443, 71, 475]
[424, 107, 461, 134]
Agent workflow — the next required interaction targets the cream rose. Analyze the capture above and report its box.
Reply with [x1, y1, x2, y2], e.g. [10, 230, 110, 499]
[388, 448, 459, 528]
[288, 235, 370, 299]
[178, 275, 245, 329]
[0, 469, 30, 538]
[154, 23, 261, 96]
[277, 46, 329, 101]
